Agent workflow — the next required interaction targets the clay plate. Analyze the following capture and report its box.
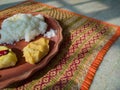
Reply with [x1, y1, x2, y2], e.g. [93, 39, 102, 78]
[0, 12, 63, 89]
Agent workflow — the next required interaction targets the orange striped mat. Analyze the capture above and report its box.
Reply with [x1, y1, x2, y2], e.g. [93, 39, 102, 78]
[1, 1, 120, 90]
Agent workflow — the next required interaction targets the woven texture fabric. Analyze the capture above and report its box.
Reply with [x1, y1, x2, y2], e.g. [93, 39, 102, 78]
[1, 1, 120, 90]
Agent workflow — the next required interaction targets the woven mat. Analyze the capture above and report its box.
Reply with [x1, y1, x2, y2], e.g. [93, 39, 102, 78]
[1, 1, 120, 90]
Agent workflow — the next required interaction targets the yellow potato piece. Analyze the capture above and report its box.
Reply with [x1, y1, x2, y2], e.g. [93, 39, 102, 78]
[23, 37, 49, 64]
[0, 46, 17, 69]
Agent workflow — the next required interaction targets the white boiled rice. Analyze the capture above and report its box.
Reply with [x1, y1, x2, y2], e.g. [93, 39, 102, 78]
[0, 13, 47, 44]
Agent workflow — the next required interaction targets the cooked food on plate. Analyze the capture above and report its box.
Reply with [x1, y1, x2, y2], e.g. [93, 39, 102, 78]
[0, 13, 57, 68]
[0, 46, 17, 69]
[23, 37, 49, 64]
[0, 13, 47, 44]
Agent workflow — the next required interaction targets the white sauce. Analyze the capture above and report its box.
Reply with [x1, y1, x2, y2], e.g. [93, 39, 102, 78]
[44, 29, 56, 38]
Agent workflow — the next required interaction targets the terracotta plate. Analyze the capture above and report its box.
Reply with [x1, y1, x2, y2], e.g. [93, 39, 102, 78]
[0, 12, 63, 89]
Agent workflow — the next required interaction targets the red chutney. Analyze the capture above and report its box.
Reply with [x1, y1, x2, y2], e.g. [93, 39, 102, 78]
[0, 50, 9, 56]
